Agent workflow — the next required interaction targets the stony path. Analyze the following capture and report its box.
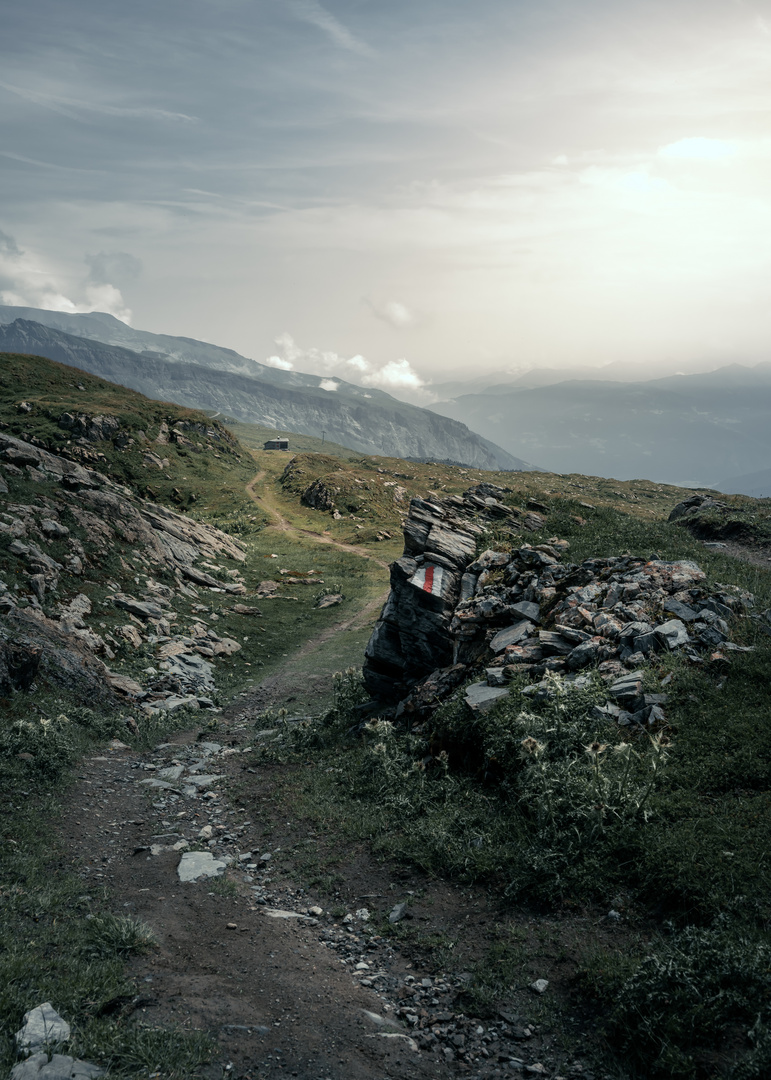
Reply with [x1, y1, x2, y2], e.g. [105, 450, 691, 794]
[60, 735, 442, 1080]
[57, 726, 577, 1080]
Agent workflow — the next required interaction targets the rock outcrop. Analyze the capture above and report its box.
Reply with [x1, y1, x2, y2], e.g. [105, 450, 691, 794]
[0, 429, 249, 711]
[364, 488, 755, 723]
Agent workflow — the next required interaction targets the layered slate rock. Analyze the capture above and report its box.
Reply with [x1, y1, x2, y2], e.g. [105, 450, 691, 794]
[363, 492, 491, 699]
[0, 429, 249, 710]
[364, 489, 755, 716]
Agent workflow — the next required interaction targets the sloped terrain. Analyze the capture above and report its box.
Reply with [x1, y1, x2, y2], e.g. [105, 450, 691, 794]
[3, 352, 771, 1080]
[0, 315, 530, 471]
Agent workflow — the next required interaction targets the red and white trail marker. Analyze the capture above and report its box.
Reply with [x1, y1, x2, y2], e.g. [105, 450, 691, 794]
[409, 563, 444, 597]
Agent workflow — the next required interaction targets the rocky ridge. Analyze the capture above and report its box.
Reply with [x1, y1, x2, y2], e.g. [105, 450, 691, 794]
[364, 485, 757, 723]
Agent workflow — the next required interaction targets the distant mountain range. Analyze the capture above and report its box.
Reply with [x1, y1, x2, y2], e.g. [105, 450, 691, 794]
[0, 307, 532, 472]
[429, 365, 771, 493]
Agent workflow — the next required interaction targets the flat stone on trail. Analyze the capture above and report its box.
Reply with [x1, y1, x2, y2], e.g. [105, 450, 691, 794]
[177, 850, 229, 882]
[15, 1003, 70, 1054]
[10, 1053, 104, 1079]
[184, 773, 223, 788]
[465, 681, 509, 712]
[489, 620, 533, 653]
[145, 694, 200, 714]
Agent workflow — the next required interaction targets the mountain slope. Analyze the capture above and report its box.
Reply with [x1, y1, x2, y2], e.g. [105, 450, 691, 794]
[429, 371, 771, 487]
[0, 317, 533, 471]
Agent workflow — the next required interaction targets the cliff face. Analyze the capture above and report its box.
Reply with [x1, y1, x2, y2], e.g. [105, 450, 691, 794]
[0, 318, 534, 472]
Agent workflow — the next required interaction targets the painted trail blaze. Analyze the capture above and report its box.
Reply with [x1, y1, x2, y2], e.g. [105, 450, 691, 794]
[409, 563, 444, 597]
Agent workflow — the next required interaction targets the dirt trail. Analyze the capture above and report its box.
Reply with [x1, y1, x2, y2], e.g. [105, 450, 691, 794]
[246, 465, 390, 571]
[59, 736, 451, 1080]
[52, 470, 588, 1080]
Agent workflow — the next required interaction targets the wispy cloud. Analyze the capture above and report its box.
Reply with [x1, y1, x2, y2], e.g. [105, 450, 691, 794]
[0, 150, 104, 173]
[287, 0, 374, 56]
[368, 299, 419, 328]
[0, 80, 197, 123]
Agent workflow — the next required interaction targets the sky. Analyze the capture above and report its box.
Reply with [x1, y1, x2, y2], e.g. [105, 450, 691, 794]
[2, 0, 771, 401]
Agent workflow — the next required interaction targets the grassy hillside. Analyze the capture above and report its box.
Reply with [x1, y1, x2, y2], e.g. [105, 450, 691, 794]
[0, 352, 254, 512]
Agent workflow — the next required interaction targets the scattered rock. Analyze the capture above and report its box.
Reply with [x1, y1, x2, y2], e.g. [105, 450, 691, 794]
[316, 593, 343, 609]
[10, 1054, 104, 1079]
[388, 902, 410, 924]
[15, 1002, 70, 1054]
[465, 682, 509, 712]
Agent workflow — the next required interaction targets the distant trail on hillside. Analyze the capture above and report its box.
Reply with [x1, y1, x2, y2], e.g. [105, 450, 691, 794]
[245, 466, 390, 571]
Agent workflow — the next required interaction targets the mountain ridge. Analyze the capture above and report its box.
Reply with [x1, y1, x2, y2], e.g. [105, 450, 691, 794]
[0, 315, 533, 472]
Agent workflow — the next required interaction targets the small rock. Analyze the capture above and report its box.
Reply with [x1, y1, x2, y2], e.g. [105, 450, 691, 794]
[465, 682, 509, 712]
[389, 902, 409, 924]
[10, 1053, 104, 1079]
[15, 1003, 71, 1054]
[655, 619, 690, 650]
[177, 851, 229, 882]
[530, 978, 549, 994]
[317, 593, 343, 608]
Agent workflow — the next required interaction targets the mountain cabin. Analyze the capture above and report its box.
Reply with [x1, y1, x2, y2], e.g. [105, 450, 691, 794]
[263, 437, 290, 451]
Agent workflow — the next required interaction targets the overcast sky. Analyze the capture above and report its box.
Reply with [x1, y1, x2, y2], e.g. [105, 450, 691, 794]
[2, 0, 771, 399]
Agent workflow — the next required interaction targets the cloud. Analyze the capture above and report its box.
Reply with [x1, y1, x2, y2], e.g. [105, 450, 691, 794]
[0, 80, 197, 123]
[287, 0, 374, 56]
[266, 355, 294, 370]
[658, 138, 738, 161]
[361, 358, 425, 393]
[0, 236, 133, 323]
[265, 333, 430, 402]
[0, 229, 21, 258]
[369, 299, 418, 328]
[86, 251, 143, 285]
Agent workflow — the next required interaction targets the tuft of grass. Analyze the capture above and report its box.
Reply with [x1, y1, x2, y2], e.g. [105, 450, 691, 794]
[87, 914, 156, 958]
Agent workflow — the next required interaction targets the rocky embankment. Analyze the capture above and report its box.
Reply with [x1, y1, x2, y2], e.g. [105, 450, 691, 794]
[364, 486, 757, 722]
[0, 429, 251, 713]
